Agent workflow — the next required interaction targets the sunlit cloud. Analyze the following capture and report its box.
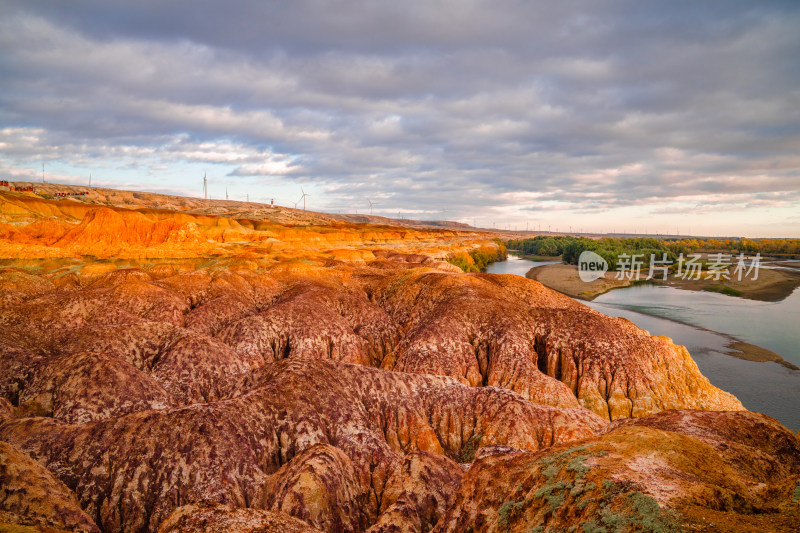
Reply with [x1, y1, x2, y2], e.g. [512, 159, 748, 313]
[0, 1, 798, 236]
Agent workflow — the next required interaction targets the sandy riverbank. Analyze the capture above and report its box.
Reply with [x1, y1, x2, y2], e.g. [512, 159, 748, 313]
[526, 263, 800, 302]
[726, 340, 799, 370]
[526, 263, 635, 300]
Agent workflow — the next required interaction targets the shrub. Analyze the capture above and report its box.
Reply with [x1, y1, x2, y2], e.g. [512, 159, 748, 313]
[448, 244, 507, 272]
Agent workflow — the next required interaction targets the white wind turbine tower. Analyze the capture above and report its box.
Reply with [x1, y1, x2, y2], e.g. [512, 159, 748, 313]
[299, 187, 310, 211]
[203, 172, 208, 200]
[368, 199, 377, 215]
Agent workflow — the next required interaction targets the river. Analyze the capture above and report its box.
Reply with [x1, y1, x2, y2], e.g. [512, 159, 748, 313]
[486, 255, 800, 431]
[485, 253, 560, 275]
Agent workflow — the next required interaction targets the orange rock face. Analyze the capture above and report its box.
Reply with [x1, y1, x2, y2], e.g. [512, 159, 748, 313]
[0, 189, 485, 261]
[0, 189, 796, 532]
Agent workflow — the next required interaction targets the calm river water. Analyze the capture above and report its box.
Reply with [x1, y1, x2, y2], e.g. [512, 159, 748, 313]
[486, 255, 800, 431]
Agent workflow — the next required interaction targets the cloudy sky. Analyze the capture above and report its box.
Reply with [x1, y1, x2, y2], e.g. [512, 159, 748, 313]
[1, 1, 799, 237]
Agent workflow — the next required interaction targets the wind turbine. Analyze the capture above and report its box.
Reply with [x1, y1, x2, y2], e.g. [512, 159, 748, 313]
[203, 172, 207, 200]
[299, 187, 310, 211]
[367, 199, 376, 215]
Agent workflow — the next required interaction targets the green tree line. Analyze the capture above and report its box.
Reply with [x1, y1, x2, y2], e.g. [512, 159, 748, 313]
[508, 236, 674, 270]
[507, 235, 800, 268]
[448, 241, 508, 272]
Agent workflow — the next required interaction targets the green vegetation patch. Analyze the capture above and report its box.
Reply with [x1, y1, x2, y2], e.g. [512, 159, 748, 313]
[495, 445, 679, 533]
[793, 479, 800, 503]
[497, 499, 528, 532]
[571, 480, 596, 499]
[528, 445, 607, 517]
[534, 479, 570, 512]
[448, 241, 508, 272]
[496, 445, 601, 532]
[509, 447, 678, 533]
[566, 454, 592, 479]
[579, 480, 680, 533]
[703, 285, 742, 297]
[460, 431, 483, 463]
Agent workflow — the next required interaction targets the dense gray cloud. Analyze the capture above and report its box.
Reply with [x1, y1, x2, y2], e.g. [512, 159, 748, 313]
[0, 0, 798, 233]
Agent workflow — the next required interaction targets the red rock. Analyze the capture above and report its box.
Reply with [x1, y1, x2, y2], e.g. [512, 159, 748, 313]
[0, 339, 42, 407]
[218, 279, 398, 368]
[367, 451, 464, 533]
[0, 268, 54, 305]
[55, 207, 182, 248]
[0, 398, 14, 419]
[256, 444, 370, 532]
[17, 351, 174, 423]
[0, 358, 604, 532]
[0, 441, 100, 532]
[158, 504, 323, 533]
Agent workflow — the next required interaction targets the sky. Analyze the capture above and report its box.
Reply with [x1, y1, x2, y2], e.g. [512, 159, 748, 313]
[1, 1, 799, 237]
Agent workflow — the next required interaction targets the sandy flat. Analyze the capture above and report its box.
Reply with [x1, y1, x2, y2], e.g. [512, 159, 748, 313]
[527, 263, 800, 302]
[526, 263, 634, 300]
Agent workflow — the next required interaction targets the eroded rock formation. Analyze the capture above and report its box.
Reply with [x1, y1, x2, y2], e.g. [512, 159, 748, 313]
[157, 504, 324, 533]
[0, 440, 100, 532]
[0, 199, 796, 532]
[0, 357, 604, 532]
